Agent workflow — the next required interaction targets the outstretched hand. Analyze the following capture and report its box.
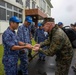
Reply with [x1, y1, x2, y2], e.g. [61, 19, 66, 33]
[34, 44, 40, 47]
[25, 44, 33, 50]
[32, 44, 40, 52]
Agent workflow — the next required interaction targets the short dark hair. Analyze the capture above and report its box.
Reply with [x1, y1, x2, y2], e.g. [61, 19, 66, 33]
[74, 23, 76, 26]
[42, 17, 54, 25]
[70, 24, 74, 26]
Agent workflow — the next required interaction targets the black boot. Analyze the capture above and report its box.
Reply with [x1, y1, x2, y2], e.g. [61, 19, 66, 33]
[38, 57, 41, 61]
[18, 70, 23, 75]
[42, 57, 45, 61]
[28, 50, 32, 60]
[72, 66, 76, 72]
[42, 72, 47, 75]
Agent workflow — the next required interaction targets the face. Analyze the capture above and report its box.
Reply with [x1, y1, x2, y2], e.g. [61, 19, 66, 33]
[11, 22, 19, 30]
[24, 21, 31, 27]
[71, 25, 75, 29]
[39, 26, 43, 29]
[74, 26, 76, 31]
[43, 22, 54, 32]
[59, 25, 63, 28]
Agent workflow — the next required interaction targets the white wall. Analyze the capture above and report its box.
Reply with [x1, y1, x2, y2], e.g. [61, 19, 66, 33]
[0, 21, 9, 33]
[0, 21, 9, 44]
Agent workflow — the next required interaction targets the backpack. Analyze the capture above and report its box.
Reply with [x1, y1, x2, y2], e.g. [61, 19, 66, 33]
[62, 26, 76, 48]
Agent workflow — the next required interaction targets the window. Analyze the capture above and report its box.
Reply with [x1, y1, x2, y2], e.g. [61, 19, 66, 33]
[16, 0, 23, 5]
[7, 10, 12, 20]
[0, 2, 23, 21]
[39, 0, 42, 8]
[0, 0, 5, 6]
[42, 0, 46, 12]
[0, 7, 6, 20]
[32, 1, 35, 9]
[7, 3, 12, 9]
[16, 0, 19, 2]
[14, 12, 18, 16]
[19, 8, 22, 13]
[14, 6, 18, 11]
[13, 6, 23, 20]
[19, 0, 23, 5]
[47, 6, 51, 16]
[19, 14, 22, 21]
[26, 0, 30, 8]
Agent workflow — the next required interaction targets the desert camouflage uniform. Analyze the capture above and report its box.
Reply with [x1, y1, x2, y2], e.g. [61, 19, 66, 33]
[39, 25, 73, 75]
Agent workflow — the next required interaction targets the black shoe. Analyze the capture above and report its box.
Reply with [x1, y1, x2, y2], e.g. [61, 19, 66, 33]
[28, 54, 32, 58]
[42, 57, 45, 61]
[38, 58, 41, 61]
[18, 70, 22, 75]
[28, 55, 33, 62]
[38, 57, 42, 61]
[42, 72, 47, 75]
[42, 59, 45, 61]
[72, 66, 76, 72]
[28, 54, 32, 59]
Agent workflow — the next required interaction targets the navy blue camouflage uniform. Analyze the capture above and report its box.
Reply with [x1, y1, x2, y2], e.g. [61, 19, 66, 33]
[17, 25, 31, 75]
[2, 27, 19, 75]
[34, 28, 48, 60]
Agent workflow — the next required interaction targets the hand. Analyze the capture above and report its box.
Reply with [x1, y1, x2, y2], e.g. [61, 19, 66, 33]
[25, 44, 33, 50]
[34, 44, 40, 48]
[32, 46, 39, 52]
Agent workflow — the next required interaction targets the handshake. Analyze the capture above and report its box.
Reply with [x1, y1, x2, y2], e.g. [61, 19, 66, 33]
[26, 44, 40, 51]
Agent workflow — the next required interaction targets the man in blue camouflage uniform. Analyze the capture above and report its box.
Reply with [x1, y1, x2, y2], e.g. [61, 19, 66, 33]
[34, 23, 48, 61]
[33, 18, 73, 75]
[28, 22, 36, 59]
[17, 16, 33, 75]
[57, 22, 63, 28]
[2, 16, 32, 75]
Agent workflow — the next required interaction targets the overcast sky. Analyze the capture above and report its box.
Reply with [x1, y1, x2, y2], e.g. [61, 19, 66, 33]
[51, 0, 76, 25]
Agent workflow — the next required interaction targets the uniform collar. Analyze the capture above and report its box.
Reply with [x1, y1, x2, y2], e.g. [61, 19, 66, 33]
[8, 27, 16, 34]
[23, 24, 28, 28]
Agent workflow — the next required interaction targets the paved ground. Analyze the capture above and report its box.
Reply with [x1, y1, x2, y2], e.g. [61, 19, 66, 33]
[28, 50, 76, 75]
[68, 49, 76, 75]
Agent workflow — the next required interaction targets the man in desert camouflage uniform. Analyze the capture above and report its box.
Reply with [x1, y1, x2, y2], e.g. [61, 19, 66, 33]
[33, 18, 73, 75]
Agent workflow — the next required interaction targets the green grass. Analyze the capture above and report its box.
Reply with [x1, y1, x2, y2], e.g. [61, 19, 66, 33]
[0, 39, 36, 75]
[0, 45, 4, 75]
[31, 38, 36, 46]
[31, 38, 36, 54]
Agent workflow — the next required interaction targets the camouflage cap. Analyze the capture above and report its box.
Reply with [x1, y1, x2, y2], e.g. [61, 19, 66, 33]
[42, 17, 54, 25]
